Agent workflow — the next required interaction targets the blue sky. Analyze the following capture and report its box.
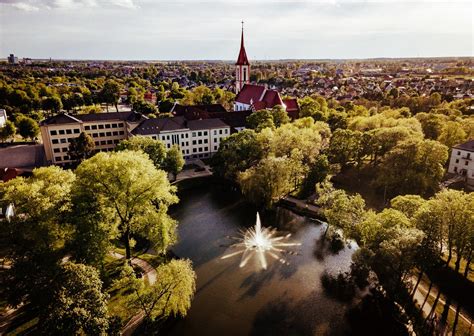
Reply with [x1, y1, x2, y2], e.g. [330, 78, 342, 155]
[0, 0, 472, 60]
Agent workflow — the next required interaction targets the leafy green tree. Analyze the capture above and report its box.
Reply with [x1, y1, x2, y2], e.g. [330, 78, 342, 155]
[164, 144, 185, 181]
[376, 139, 448, 196]
[42, 96, 63, 115]
[271, 105, 290, 127]
[328, 129, 362, 167]
[100, 79, 121, 112]
[41, 263, 109, 335]
[116, 136, 167, 170]
[118, 259, 196, 321]
[299, 154, 330, 198]
[390, 195, 425, 219]
[0, 120, 16, 142]
[212, 129, 265, 181]
[298, 96, 329, 121]
[68, 132, 95, 164]
[16, 116, 39, 140]
[247, 110, 275, 131]
[133, 100, 158, 115]
[437, 121, 467, 148]
[238, 156, 294, 208]
[75, 151, 178, 260]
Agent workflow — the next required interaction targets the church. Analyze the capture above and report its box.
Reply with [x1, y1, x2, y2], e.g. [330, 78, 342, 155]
[233, 24, 300, 119]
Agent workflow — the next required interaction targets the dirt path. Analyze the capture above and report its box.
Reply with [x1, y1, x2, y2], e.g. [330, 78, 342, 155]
[109, 251, 157, 335]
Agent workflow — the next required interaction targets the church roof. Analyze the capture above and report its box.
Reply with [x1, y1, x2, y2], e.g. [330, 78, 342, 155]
[236, 28, 249, 66]
[235, 84, 266, 105]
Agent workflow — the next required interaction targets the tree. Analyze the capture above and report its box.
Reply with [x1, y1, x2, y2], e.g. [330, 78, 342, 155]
[75, 151, 178, 260]
[0, 120, 16, 142]
[437, 121, 467, 148]
[100, 79, 121, 112]
[41, 263, 109, 335]
[68, 132, 95, 164]
[16, 116, 39, 140]
[164, 145, 185, 181]
[376, 139, 448, 196]
[298, 96, 329, 121]
[116, 136, 167, 170]
[299, 154, 330, 198]
[42, 96, 63, 115]
[271, 105, 290, 127]
[247, 109, 275, 131]
[328, 129, 362, 167]
[133, 100, 158, 115]
[1, 166, 76, 309]
[118, 259, 196, 322]
[238, 156, 294, 208]
[211, 129, 265, 181]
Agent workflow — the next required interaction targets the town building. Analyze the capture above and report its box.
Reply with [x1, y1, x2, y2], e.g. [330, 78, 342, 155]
[447, 139, 474, 186]
[40, 111, 146, 165]
[0, 109, 7, 127]
[7, 54, 18, 65]
[131, 116, 231, 160]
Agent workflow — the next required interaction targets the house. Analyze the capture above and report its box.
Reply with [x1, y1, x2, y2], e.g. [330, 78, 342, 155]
[40, 111, 146, 165]
[447, 139, 474, 186]
[131, 116, 231, 160]
[0, 144, 47, 170]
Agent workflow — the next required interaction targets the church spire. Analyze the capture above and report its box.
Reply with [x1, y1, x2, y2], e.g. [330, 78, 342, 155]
[236, 21, 249, 66]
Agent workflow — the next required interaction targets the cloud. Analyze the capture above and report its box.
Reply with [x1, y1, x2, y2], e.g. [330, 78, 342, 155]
[0, 0, 138, 10]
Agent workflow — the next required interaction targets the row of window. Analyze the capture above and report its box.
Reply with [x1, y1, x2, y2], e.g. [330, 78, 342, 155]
[95, 139, 120, 146]
[54, 147, 116, 162]
[454, 159, 470, 166]
[90, 131, 125, 138]
[85, 123, 124, 131]
[50, 128, 80, 136]
[52, 138, 75, 144]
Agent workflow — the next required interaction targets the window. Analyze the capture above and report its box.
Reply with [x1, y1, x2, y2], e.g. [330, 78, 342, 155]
[100, 141, 106, 145]
[53, 148, 60, 153]
[107, 140, 113, 145]
[204, 131, 208, 136]
[113, 131, 118, 136]
[112, 123, 117, 128]
[52, 139, 59, 144]
[454, 166, 458, 172]
[59, 130, 65, 135]
[214, 130, 217, 135]
[98, 124, 104, 129]
[62, 148, 68, 152]
[219, 129, 223, 134]
[55, 156, 62, 162]
[167, 135, 170, 140]
[214, 146, 217, 151]
[92, 133, 98, 138]
[198, 140, 202, 144]
[50, 130, 57, 136]
[119, 131, 125, 135]
[181, 134, 184, 138]
[204, 139, 208, 144]
[167, 144, 171, 148]
[92, 125, 97, 130]
[198, 131, 202, 136]
[95, 141, 99, 146]
[225, 129, 228, 134]
[456, 159, 459, 163]
[105, 124, 111, 129]
[466, 161, 469, 166]
[114, 139, 119, 144]
[63, 155, 69, 161]
[74, 129, 80, 134]
[457, 151, 461, 155]
[205, 147, 208, 151]
[118, 123, 124, 127]
[85, 126, 91, 130]
[192, 132, 196, 137]
[193, 148, 197, 153]
[106, 132, 112, 136]
[66, 129, 72, 134]
[100, 132, 105, 137]
[60, 139, 67, 144]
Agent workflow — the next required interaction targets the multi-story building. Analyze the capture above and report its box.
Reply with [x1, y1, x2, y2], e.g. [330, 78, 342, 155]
[447, 139, 474, 186]
[131, 116, 231, 160]
[40, 111, 146, 165]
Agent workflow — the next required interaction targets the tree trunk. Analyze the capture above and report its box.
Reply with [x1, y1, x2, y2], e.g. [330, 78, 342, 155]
[421, 280, 433, 311]
[454, 253, 462, 274]
[463, 251, 472, 279]
[446, 247, 452, 268]
[125, 227, 131, 263]
[427, 290, 442, 321]
[115, 102, 118, 113]
[452, 303, 462, 336]
[106, 103, 109, 112]
[440, 296, 451, 326]
[411, 270, 423, 298]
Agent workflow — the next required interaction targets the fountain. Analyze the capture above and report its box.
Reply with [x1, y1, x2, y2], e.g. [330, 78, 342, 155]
[221, 212, 301, 270]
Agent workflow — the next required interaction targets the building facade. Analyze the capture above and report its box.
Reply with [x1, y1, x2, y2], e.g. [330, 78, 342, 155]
[40, 112, 145, 165]
[132, 117, 231, 160]
[447, 139, 474, 186]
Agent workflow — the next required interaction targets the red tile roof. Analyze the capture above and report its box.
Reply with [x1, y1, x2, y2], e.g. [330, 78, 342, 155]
[235, 84, 266, 105]
[262, 90, 283, 107]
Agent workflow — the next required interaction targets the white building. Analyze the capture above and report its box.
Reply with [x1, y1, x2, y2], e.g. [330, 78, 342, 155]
[0, 109, 7, 128]
[132, 116, 231, 160]
[447, 139, 474, 186]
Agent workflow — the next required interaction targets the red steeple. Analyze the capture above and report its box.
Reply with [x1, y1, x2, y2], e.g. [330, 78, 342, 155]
[236, 22, 249, 66]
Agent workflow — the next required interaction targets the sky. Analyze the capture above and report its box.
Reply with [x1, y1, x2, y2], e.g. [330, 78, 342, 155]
[0, 0, 472, 60]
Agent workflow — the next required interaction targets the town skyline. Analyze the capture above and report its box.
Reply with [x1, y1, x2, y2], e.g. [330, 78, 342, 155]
[1, 0, 472, 60]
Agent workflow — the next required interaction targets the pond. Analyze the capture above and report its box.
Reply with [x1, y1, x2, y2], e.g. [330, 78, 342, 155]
[168, 185, 356, 336]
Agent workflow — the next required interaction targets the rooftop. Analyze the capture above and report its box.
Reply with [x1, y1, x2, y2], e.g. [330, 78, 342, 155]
[40, 111, 146, 126]
[453, 139, 474, 152]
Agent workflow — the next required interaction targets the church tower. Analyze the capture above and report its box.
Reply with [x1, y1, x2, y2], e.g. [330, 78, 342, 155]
[235, 21, 250, 95]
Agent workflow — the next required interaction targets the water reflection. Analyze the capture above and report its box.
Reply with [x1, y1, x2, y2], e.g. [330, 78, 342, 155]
[169, 186, 355, 336]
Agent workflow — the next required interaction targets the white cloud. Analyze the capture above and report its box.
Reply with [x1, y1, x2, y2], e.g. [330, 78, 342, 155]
[9, 2, 39, 10]
[0, 0, 138, 10]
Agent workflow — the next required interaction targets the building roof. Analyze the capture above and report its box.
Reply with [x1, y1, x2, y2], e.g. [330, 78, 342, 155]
[0, 144, 46, 170]
[172, 104, 227, 119]
[236, 28, 249, 66]
[187, 118, 229, 130]
[453, 139, 474, 152]
[41, 111, 146, 126]
[235, 84, 266, 105]
[132, 117, 187, 135]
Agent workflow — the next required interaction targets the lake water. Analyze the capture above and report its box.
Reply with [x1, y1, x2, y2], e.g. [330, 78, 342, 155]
[168, 185, 355, 336]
